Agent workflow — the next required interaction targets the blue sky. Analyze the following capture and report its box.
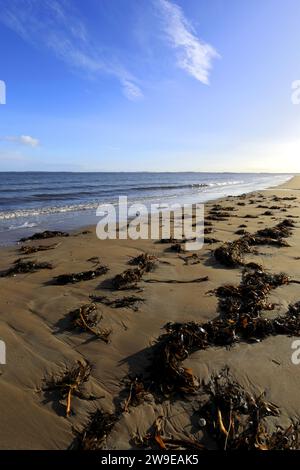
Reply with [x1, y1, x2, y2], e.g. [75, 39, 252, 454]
[1, 0, 300, 172]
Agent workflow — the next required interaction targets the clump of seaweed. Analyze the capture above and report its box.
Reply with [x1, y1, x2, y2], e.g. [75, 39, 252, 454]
[214, 237, 253, 267]
[123, 375, 148, 412]
[150, 322, 207, 395]
[90, 294, 145, 311]
[204, 237, 221, 244]
[149, 267, 300, 395]
[262, 211, 273, 216]
[197, 369, 299, 450]
[256, 218, 294, 240]
[73, 409, 117, 449]
[1, 258, 53, 277]
[129, 253, 157, 272]
[272, 196, 297, 202]
[214, 220, 295, 267]
[206, 214, 229, 221]
[136, 415, 205, 450]
[112, 267, 144, 290]
[19, 243, 60, 254]
[243, 214, 258, 219]
[53, 265, 109, 285]
[212, 268, 289, 318]
[69, 304, 111, 342]
[159, 237, 175, 244]
[43, 360, 96, 417]
[20, 230, 69, 242]
[170, 242, 184, 253]
[179, 253, 202, 265]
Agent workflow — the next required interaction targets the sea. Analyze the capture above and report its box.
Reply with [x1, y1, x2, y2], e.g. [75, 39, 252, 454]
[0, 172, 293, 245]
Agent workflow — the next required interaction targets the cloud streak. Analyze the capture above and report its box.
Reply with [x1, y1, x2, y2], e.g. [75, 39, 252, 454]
[0, 0, 143, 100]
[0, 135, 39, 147]
[156, 0, 219, 84]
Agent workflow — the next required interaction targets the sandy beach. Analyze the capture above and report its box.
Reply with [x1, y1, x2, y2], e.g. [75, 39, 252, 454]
[0, 175, 300, 450]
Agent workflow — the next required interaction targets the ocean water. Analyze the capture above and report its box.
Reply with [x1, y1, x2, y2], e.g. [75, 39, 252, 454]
[0, 172, 293, 245]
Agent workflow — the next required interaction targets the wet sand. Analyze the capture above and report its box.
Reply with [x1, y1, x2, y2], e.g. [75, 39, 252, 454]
[0, 175, 300, 449]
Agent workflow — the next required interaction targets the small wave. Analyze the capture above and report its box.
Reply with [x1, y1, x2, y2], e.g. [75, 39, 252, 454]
[0, 202, 101, 220]
[8, 221, 38, 231]
[207, 180, 244, 187]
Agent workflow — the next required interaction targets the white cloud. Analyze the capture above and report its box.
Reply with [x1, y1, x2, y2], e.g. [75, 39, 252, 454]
[1, 135, 39, 147]
[156, 0, 219, 84]
[0, 0, 143, 101]
[121, 79, 144, 101]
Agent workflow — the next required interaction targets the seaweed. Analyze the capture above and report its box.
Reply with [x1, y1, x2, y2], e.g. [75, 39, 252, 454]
[170, 242, 184, 253]
[1, 258, 53, 277]
[197, 369, 299, 450]
[262, 211, 273, 216]
[89, 294, 145, 311]
[144, 276, 209, 284]
[149, 268, 299, 395]
[272, 196, 297, 201]
[159, 237, 175, 244]
[179, 253, 202, 265]
[69, 304, 111, 342]
[129, 253, 157, 272]
[136, 416, 205, 450]
[214, 220, 295, 267]
[204, 237, 221, 244]
[20, 230, 69, 242]
[112, 267, 144, 290]
[255, 218, 294, 239]
[214, 237, 253, 267]
[123, 375, 148, 412]
[206, 215, 229, 221]
[19, 243, 59, 254]
[43, 360, 96, 417]
[73, 409, 117, 449]
[53, 265, 109, 285]
[212, 268, 289, 318]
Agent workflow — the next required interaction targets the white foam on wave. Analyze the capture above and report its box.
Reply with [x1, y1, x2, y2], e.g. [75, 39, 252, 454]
[8, 221, 38, 230]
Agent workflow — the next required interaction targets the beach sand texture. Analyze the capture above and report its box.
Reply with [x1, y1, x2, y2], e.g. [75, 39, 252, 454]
[0, 176, 300, 449]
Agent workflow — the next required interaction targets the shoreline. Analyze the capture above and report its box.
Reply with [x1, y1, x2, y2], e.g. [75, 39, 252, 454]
[0, 174, 294, 247]
[0, 175, 300, 449]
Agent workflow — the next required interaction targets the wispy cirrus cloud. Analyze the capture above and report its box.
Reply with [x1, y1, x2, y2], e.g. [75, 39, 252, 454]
[0, 0, 143, 100]
[0, 135, 39, 147]
[156, 0, 219, 85]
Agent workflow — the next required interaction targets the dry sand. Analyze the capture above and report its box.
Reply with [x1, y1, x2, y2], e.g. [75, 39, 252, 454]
[0, 175, 300, 449]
